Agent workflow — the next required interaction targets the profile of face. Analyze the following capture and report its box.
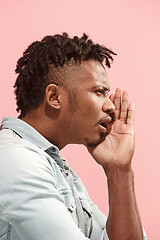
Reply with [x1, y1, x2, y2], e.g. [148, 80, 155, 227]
[60, 60, 115, 148]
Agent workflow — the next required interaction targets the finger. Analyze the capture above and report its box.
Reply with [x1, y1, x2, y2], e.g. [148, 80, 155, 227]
[109, 94, 115, 103]
[120, 91, 129, 123]
[114, 88, 122, 120]
[127, 103, 134, 125]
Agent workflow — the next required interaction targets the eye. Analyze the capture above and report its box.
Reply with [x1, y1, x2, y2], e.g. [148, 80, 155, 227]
[95, 89, 108, 97]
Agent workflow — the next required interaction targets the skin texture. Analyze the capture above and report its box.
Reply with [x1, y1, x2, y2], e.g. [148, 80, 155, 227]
[22, 60, 143, 239]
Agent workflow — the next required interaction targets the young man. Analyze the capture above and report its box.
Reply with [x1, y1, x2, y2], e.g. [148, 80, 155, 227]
[0, 33, 147, 239]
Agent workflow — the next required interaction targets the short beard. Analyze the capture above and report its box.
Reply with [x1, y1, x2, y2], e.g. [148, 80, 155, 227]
[85, 132, 105, 147]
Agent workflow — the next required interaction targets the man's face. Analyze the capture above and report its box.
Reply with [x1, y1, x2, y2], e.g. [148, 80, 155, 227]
[60, 60, 115, 147]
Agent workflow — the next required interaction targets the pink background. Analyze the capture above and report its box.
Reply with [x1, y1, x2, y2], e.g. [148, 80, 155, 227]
[0, 0, 160, 238]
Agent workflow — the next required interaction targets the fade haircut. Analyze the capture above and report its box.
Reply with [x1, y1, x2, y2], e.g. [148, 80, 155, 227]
[14, 33, 116, 118]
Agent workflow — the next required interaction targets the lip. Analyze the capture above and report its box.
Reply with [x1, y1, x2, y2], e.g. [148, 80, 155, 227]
[99, 116, 112, 134]
[99, 124, 108, 133]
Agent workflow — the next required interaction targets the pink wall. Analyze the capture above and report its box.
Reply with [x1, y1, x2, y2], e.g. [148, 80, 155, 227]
[0, 0, 160, 238]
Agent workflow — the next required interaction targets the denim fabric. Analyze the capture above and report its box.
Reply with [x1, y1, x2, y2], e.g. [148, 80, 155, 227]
[0, 117, 147, 240]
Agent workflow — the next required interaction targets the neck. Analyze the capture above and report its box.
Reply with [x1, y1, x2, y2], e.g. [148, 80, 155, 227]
[21, 109, 68, 150]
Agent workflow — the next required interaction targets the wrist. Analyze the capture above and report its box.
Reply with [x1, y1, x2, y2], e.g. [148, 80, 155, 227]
[103, 164, 134, 187]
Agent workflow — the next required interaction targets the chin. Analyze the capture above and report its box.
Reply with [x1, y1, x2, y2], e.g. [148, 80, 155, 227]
[85, 132, 106, 147]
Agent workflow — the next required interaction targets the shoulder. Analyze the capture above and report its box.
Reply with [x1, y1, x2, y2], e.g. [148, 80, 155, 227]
[0, 128, 58, 189]
[0, 131, 60, 210]
[0, 128, 50, 165]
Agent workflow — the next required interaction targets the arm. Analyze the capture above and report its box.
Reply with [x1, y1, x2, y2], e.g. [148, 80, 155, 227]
[88, 88, 144, 239]
[105, 167, 143, 239]
[0, 147, 91, 240]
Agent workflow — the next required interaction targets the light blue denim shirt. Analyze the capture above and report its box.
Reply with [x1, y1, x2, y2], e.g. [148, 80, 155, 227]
[0, 117, 147, 240]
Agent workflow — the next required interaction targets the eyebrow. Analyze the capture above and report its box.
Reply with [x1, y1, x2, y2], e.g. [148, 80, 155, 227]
[92, 85, 110, 92]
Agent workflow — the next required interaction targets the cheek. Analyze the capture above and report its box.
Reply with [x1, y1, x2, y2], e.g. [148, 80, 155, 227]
[78, 106, 100, 127]
[85, 101, 102, 116]
[73, 96, 103, 125]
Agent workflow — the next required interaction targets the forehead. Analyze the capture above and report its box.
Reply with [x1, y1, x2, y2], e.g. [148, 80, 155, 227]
[77, 60, 110, 90]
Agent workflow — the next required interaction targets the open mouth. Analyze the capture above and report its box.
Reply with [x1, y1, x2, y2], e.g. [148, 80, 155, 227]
[99, 122, 108, 133]
[99, 117, 112, 134]
[100, 122, 107, 128]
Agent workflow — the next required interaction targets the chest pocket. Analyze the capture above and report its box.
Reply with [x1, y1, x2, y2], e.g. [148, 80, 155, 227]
[77, 196, 93, 237]
[59, 188, 76, 213]
[79, 197, 93, 218]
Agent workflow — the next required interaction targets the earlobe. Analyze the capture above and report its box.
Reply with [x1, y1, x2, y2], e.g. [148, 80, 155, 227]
[45, 84, 61, 110]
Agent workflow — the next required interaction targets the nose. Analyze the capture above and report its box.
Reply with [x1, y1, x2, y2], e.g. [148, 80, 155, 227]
[102, 97, 115, 120]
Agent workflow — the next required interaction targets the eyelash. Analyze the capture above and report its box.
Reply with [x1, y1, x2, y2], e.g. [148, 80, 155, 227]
[95, 89, 108, 96]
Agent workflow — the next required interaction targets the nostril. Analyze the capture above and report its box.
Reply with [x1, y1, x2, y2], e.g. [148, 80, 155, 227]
[102, 101, 115, 118]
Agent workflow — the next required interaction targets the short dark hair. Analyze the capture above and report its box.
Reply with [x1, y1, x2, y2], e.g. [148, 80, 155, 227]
[14, 33, 116, 118]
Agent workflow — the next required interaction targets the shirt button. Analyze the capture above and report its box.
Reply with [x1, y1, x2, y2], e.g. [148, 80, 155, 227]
[65, 172, 69, 176]
[71, 204, 74, 209]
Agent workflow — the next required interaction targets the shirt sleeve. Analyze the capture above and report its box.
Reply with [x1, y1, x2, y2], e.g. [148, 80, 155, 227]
[0, 146, 91, 240]
[0, 146, 147, 240]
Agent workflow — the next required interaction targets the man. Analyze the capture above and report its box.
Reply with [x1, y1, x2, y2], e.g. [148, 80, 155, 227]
[0, 33, 147, 239]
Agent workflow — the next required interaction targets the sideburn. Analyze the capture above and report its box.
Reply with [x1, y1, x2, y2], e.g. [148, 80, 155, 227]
[68, 89, 78, 113]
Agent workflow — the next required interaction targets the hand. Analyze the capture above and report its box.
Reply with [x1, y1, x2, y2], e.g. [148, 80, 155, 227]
[88, 88, 135, 170]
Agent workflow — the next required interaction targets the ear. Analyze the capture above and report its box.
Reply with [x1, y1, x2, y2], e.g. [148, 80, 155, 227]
[45, 84, 61, 110]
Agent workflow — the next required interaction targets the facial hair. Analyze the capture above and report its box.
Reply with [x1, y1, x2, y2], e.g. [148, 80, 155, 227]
[85, 132, 105, 147]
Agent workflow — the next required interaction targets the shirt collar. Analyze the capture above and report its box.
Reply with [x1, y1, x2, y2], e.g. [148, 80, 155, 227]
[1, 116, 60, 154]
